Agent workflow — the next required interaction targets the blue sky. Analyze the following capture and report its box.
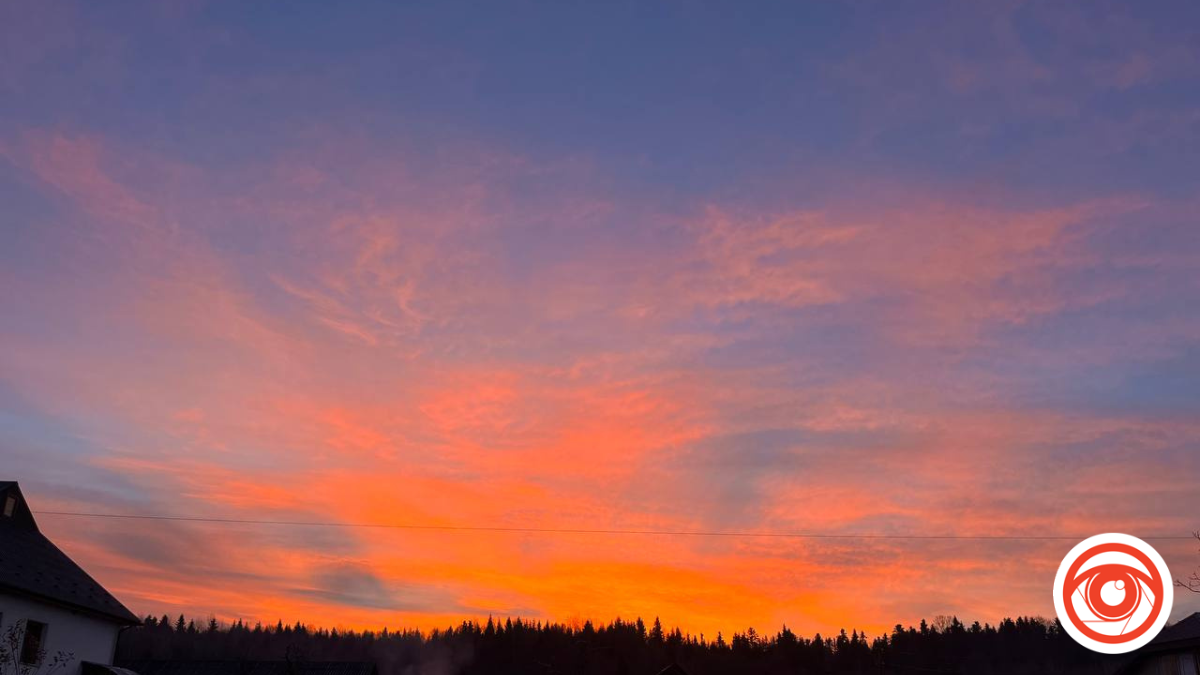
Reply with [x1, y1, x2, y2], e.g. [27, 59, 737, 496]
[2, 0, 1199, 635]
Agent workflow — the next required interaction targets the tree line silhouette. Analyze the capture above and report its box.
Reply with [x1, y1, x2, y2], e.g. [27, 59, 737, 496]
[117, 613, 1126, 675]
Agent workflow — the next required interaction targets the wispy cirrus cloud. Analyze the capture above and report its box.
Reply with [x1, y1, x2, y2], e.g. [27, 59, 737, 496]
[3, 0, 1200, 639]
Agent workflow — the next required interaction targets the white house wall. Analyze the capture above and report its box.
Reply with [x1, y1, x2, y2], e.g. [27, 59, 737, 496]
[0, 592, 121, 675]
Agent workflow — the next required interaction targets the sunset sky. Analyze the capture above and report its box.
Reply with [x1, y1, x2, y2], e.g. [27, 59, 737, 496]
[3, 1, 1200, 638]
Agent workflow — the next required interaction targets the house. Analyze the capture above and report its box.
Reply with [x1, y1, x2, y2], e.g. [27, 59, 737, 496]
[0, 482, 141, 675]
[1117, 612, 1200, 675]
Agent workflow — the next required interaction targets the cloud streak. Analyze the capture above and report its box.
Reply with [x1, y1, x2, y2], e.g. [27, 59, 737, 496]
[2, 0, 1199, 639]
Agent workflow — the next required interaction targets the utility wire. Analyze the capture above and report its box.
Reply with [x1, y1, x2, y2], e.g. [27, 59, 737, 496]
[33, 511, 1194, 541]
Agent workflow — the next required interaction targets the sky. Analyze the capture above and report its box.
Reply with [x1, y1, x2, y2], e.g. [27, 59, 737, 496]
[2, 0, 1200, 638]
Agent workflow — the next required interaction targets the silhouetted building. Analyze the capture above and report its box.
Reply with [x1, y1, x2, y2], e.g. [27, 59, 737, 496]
[0, 481, 141, 675]
[1118, 612, 1200, 675]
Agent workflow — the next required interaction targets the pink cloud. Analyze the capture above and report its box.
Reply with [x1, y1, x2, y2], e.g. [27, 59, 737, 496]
[4, 126, 1198, 638]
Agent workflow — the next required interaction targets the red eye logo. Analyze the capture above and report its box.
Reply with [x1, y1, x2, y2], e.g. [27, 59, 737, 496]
[1053, 533, 1173, 654]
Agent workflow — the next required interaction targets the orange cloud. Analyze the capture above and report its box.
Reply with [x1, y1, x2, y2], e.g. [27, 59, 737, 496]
[5, 127, 1199, 640]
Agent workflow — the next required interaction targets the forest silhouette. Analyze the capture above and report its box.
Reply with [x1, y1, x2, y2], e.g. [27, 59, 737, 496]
[116, 613, 1128, 675]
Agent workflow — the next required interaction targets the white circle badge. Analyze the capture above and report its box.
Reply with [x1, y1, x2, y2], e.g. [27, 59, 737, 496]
[1053, 533, 1173, 654]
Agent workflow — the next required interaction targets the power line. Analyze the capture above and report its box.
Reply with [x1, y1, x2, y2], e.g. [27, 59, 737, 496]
[33, 511, 1194, 541]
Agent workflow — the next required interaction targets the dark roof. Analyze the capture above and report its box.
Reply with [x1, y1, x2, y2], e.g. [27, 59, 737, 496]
[84, 664, 142, 675]
[118, 662, 378, 675]
[1113, 613, 1200, 675]
[1145, 612, 1200, 650]
[0, 482, 140, 625]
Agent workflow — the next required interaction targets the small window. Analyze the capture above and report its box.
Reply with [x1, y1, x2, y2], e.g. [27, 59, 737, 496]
[20, 620, 47, 665]
[3, 495, 15, 517]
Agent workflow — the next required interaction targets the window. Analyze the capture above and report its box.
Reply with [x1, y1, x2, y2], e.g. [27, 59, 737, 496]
[3, 495, 14, 518]
[19, 621, 47, 665]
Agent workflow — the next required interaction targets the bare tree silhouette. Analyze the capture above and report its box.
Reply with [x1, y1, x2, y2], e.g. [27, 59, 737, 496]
[0, 621, 73, 675]
[1175, 531, 1200, 593]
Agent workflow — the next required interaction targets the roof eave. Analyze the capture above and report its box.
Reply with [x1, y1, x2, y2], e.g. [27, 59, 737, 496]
[0, 583, 142, 626]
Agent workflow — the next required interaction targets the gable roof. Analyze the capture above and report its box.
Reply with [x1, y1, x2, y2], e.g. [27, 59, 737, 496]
[1113, 612, 1200, 675]
[1147, 612, 1200, 650]
[0, 482, 140, 625]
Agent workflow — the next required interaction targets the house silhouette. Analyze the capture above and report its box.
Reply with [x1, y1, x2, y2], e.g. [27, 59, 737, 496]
[0, 481, 140, 675]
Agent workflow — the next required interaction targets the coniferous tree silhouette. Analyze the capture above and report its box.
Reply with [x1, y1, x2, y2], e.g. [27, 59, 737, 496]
[117, 612, 1118, 675]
